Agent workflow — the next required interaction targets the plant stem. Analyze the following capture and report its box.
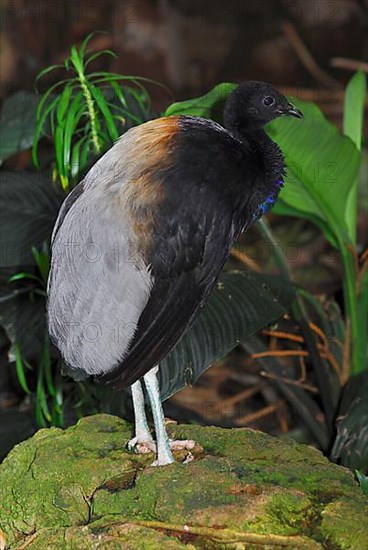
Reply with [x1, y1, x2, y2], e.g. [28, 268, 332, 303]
[292, 177, 362, 376]
[259, 214, 362, 373]
[257, 219, 291, 280]
[340, 244, 362, 374]
[257, 218, 339, 428]
[79, 76, 101, 154]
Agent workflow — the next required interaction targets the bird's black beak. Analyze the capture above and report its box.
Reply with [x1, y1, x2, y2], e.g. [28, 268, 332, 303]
[283, 103, 303, 119]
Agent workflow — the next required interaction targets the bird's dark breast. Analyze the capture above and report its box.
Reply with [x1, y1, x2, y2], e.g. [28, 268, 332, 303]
[99, 116, 259, 388]
[145, 116, 258, 267]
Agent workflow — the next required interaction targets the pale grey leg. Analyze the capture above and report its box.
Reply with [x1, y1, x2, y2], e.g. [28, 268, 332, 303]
[127, 379, 155, 452]
[143, 366, 175, 466]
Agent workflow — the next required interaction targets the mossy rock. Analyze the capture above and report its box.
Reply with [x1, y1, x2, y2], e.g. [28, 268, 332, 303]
[0, 414, 366, 549]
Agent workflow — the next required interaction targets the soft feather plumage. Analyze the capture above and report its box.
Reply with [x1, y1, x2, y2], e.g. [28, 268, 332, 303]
[47, 82, 303, 465]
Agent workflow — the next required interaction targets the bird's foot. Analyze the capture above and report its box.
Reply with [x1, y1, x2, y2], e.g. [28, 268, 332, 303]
[128, 436, 197, 467]
[168, 439, 196, 452]
[169, 439, 196, 465]
[127, 435, 156, 454]
[150, 439, 196, 466]
[150, 440, 196, 467]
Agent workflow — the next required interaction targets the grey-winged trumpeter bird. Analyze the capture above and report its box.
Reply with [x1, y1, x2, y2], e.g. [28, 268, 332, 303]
[47, 82, 303, 466]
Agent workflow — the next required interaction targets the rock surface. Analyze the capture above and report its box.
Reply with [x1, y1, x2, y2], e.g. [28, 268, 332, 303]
[0, 414, 366, 549]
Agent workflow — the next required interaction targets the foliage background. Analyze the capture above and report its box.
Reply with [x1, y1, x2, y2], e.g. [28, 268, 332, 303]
[0, 0, 367, 479]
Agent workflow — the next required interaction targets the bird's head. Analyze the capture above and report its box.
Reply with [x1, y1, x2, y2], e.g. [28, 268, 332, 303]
[224, 81, 303, 131]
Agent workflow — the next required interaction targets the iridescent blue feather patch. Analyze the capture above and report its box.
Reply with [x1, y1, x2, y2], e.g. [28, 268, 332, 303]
[253, 178, 284, 221]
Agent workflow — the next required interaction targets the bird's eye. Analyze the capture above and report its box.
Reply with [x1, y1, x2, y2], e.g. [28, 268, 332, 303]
[263, 96, 275, 106]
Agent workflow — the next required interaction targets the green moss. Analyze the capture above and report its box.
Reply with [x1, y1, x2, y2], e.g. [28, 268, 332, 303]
[169, 424, 358, 497]
[321, 497, 368, 549]
[249, 491, 315, 536]
[1, 414, 366, 549]
[93, 456, 241, 522]
[0, 415, 138, 546]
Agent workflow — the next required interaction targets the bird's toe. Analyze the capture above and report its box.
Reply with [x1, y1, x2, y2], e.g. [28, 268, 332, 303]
[169, 439, 196, 451]
[151, 455, 175, 467]
[127, 436, 156, 454]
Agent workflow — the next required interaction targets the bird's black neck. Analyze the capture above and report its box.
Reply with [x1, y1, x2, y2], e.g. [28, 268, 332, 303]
[226, 124, 286, 224]
[232, 126, 284, 185]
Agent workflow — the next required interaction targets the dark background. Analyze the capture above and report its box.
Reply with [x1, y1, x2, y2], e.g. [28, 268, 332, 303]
[1, 0, 367, 122]
[1, 0, 367, 457]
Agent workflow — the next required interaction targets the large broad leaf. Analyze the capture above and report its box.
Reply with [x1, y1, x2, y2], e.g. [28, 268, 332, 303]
[0, 171, 64, 267]
[0, 92, 43, 164]
[0, 284, 46, 361]
[330, 371, 368, 472]
[273, 198, 338, 247]
[267, 97, 361, 245]
[343, 71, 366, 151]
[159, 271, 289, 401]
[165, 81, 362, 248]
[241, 338, 329, 450]
[164, 83, 237, 121]
[343, 71, 367, 243]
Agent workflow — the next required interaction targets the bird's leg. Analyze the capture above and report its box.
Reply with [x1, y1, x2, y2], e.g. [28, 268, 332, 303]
[143, 366, 175, 466]
[143, 366, 196, 466]
[127, 379, 156, 454]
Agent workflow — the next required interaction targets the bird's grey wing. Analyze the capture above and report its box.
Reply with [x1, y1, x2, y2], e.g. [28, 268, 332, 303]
[47, 181, 153, 378]
[48, 115, 252, 385]
[97, 189, 236, 389]
[47, 116, 183, 379]
[96, 118, 255, 389]
[50, 181, 84, 246]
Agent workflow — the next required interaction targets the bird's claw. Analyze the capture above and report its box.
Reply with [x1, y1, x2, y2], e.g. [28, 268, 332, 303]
[127, 436, 156, 454]
[127, 437, 196, 461]
[150, 439, 196, 466]
[168, 439, 196, 451]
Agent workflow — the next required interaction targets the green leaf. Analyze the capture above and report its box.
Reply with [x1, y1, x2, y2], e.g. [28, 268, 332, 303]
[31, 246, 50, 283]
[56, 83, 73, 126]
[343, 71, 366, 151]
[0, 92, 41, 163]
[71, 135, 88, 180]
[70, 45, 84, 76]
[109, 81, 128, 109]
[54, 125, 65, 178]
[106, 83, 150, 125]
[13, 343, 31, 395]
[356, 471, 368, 495]
[79, 31, 103, 61]
[42, 336, 55, 397]
[80, 141, 91, 170]
[0, 171, 64, 267]
[85, 49, 117, 68]
[272, 199, 338, 248]
[330, 371, 368, 471]
[125, 86, 150, 120]
[36, 368, 51, 426]
[32, 95, 59, 168]
[267, 97, 361, 246]
[159, 271, 289, 401]
[298, 288, 345, 372]
[357, 268, 368, 368]
[164, 83, 237, 120]
[343, 71, 367, 243]
[89, 83, 119, 142]
[35, 64, 63, 82]
[36, 79, 70, 121]
[1, 281, 46, 364]
[63, 93, 84, 176]
[8, 272, 40, 283]
[242, 338, 329, 450]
